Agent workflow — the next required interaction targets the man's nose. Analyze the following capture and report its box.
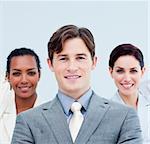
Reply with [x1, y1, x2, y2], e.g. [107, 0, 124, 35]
[67, 60, 78, 72]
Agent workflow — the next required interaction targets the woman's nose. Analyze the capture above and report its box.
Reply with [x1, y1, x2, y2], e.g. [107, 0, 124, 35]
[20, 74, 28, 84]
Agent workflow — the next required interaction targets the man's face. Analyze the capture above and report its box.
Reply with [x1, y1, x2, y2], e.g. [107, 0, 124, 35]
[48, 38, 97, 99]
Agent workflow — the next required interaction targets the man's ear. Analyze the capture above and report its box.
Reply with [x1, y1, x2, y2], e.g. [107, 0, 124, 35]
[47, 58, 54, 72]
[91, 56, 97, 70]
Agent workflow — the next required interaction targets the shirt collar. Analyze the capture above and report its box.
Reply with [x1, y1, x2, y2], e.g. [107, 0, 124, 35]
[57, 88, 93, 116]
[116, 90, 150, 107]
[138, 91, 150, 107]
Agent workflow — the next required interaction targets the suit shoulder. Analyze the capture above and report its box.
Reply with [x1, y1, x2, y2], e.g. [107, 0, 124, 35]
[94, 93, 135, 112]
[96, 95, 138, 122]
[18, 99, 54, 118]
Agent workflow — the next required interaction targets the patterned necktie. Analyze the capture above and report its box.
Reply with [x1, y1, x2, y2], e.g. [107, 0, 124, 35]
[69, 102, 84, 142]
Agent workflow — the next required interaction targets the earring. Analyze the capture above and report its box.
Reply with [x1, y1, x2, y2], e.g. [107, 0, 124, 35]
[9, 84, 12, 90]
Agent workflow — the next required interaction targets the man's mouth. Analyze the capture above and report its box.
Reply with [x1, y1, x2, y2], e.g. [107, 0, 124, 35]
[64, 75, 81, 79]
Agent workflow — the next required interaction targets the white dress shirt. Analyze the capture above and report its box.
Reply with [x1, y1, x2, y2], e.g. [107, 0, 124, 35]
[111, 91, 150, 144]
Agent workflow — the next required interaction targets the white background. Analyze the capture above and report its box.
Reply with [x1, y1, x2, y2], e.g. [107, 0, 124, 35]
[0, 0, 149, 103]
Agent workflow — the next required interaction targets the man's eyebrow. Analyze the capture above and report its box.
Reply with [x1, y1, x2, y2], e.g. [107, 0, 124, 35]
[76, 53, 87, 56]
[54, 53, 87, 58]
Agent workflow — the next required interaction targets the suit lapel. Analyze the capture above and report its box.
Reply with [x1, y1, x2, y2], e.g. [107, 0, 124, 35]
[76, 94, 110, 143]
[42, 97, 73, 144]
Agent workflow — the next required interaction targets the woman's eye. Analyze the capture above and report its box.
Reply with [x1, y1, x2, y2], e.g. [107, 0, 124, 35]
[28, 71, 36, 76]
[130, 69, 138, 73]
[12, 72, 20, 76]
[116, 69, 124, 73]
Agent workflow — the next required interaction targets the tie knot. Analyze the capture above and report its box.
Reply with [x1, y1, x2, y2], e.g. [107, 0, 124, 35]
[71, 102, 82, 112]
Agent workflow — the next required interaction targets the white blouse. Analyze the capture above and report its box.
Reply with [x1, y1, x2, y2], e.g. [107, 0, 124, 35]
[0, 80, 42, 144]
[111, 91, 150, 144]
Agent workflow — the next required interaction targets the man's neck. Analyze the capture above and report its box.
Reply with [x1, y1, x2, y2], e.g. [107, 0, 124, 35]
[59, 88, 91, 100]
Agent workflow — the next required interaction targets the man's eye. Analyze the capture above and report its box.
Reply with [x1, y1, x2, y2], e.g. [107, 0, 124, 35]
[78, 57, 85, 59]
[60, 58, 66, 60]
[59, 57, 68, 62]
[76, 56, 86, 60]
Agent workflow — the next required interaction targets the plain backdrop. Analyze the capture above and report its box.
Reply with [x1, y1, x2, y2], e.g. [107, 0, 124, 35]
[0, 0, 149, 103]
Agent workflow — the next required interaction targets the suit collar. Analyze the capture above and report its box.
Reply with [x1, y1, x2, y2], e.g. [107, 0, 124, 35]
[75, 93, 110, 143]
[57, 88, 93, 116]
[41, 97, 73, 144]
[41, 93, 110, 144]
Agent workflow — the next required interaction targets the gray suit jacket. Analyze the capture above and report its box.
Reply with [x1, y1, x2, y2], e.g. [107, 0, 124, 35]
[11, 93, 142, 144]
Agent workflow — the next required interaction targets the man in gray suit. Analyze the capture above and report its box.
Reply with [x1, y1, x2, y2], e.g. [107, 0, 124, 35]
[11, 25, 142, 144]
